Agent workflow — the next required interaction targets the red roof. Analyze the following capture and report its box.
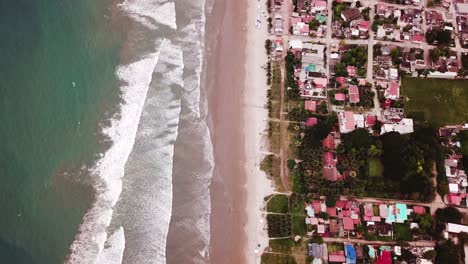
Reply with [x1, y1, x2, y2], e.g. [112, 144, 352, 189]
[343, 217, 354, 230]
[291, 17, 302, 25]
[347, 66, 357, 77]
[344, 111, 356, 130]
[359, 20, 370, 30]
[449, 193, 462, 205]
[412, 206, 426, 215]
[376, 251, 392, 264]
[306, 117, 318, 127]
[329, 254, 346, 262]
[314, 0, 327, 8]
[322, 134, 335, 150]
[313, 200, 322, 213]
[323, 152, 336, 166]
[412, 34, 424, 42]
[335, 93, 346, 101]
[327, 207, 337, 217]
[365, 115, 377, 126]
[364, 203, 374, 217]
[305, 100, 317, 112]
[323, 167, 341, 181]
[348, 85, 360, 103]
[388, 81, 400, 97]
[336, 77, 346, 88]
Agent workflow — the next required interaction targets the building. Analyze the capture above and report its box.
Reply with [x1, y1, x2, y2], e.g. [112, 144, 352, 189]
[384, 81, 400, 100]
[381, 118, 414, 134]
[348, 85, 360, 103]
[341, 8, 362, 22]
[338, 111, 356, 133]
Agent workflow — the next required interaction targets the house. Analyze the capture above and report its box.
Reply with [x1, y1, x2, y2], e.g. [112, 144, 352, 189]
[395, 203, 408, 223]
[341, 8, 362, 22]
[365, 115, 377, 127]
[338, 111, 356, 133]
[348, 85, 360, 103]
[381, 118, 414, 134]
[368, 222, 393, 236]
[347, 66, 357, 77]
[305, 100, 317, 112]
[376, 250, 392, 264]
[289, 39, 303, 52]
[323, 152, 342, 181]
[384, 81, 400, 100]
[329, 252, 346, 263]
[322, 134, 335, 150]
[313, 0, 327, 12]
[412, 206, 426, 215]
[343, 217, 355, 230]
[293, 22, 310, 36]
[358, 20, 370, 31]
[411, 34, 424, 43]
[308, 243, 325, 258]
[345, 244, 357, 264]
[306, 117, 318, 127]
[447, 223, 468, 234]
[388, 68, 398, 80]
[334, 93, 346, 101]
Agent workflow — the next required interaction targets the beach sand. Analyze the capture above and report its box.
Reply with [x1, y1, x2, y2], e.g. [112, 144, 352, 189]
[207, 0, 273, 263]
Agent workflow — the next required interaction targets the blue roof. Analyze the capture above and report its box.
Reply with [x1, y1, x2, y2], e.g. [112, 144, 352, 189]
[396, 203, 408, 222]
[345, 244, 356, 263]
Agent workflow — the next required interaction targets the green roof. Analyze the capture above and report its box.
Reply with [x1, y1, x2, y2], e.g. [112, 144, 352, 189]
[316, 14, 327, 23]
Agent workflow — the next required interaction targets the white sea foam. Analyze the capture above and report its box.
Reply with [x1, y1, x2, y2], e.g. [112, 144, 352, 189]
[66, 45, 163, 264]
[96, 227, 125, 264]
[119, 0, 177, 30]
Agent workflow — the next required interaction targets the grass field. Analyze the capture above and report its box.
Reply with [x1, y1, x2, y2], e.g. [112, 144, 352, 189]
[292, 216, 307, 236]
[393, 223, 412, 241]
[401, 78, 468, 126]
[261, 253, 297, 264]
[369, 158, 383, 177]
[267, 195, 289, 213]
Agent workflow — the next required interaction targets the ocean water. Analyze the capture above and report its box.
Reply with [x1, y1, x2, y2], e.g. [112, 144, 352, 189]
[0, 0, 122, 263]
[0, 0, 214, 263]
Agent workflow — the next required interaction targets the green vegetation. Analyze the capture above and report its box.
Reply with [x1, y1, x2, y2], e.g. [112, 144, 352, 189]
[267, 195, 290, 213]
[368, 158, 383, 177]
[426, 29, 452, 46]
[327, 243, 344, 253]
[459, 131, 468, 169]
[269, 64, 282, 119]
[393, 223, 412, 241]
[261, 154, 283, 191]
[285, 51, 300, 100]
[269, 238, 294, 253]
[289, 193, 305, 215]
[401, 78, 468, 126]
[332, 1, 351, 21]
[292, 216, 307, 236]
[435, 240, 460, 264]
[357, 87, 375, 108]
[429, 46, 451, 62]
[261, 253, 297, 264]
[434, 207, 462, 238]
[267, 214, 292, 238]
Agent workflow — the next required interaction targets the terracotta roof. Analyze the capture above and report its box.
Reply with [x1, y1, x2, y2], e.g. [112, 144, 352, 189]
[348, 85, 360, 103]
[322, 134, 335, 150]
[343, 217, 354, 230]
[412, 206, 426, 215]
[306, 117, 318, 127]
[305, 100, 317, 112]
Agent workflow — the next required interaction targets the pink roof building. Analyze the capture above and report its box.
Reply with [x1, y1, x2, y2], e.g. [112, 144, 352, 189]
[412, 206, 426, 215]
[347, 66, 357, 77]
[412, 34, 424, 43]
[336, 77, 347, 88]
[365, 115, 377, 127]
[343, 217, 355, 230]
[323, 152, 336, 166]
[364, 203, 374, 217]
[305, 100, 317, 112]
[385, 81, 400, 100]
[335, 93, 346, 101]
[348, 85, 360, 103]
[327, 207, 337, 217]
[322, 134, 335, 150]
[317, 224, 326, 234]
[379, 204, 388, 218]
[338, 111, 356, 133]
[449, 193, 462, 205]
[313, 0, 327, 10]
[291, 17, 302, 25]
[313, 200, 322, 213]
[314, 78, 328, 88]
[306, 117, 318, 127]
[329, 254, 346, 263]
[323, 167, 342, 181]
[358, 20, 370, 31]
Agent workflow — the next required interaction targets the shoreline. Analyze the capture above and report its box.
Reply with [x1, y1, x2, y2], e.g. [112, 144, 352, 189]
[207, 0, 273, 263]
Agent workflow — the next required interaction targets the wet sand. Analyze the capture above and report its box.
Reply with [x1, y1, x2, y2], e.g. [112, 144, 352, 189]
[207, 0, 273, 263]
[206, 0, 248, 263]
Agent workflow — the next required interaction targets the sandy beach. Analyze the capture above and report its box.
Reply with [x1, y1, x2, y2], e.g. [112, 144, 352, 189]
[207, 0, 273, 263]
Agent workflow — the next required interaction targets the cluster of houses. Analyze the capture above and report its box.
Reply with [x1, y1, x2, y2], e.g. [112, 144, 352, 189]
[438, 124, 468, 206]
[332, 5, 370, 39]
[304, 197, 428, 238]
[291, 0, 328, 37]
[375, 4, 425, 43]
[305, 198, 362, 238]
[289, 39, 328, 98]
[308, 243, 435, 264]
[456, 15, 468, 47]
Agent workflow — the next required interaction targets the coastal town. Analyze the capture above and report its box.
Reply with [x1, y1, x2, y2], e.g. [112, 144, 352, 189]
[259, 0, 468, 263]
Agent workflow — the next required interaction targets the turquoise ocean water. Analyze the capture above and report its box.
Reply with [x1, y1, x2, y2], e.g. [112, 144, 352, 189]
[0, 0, 122, 262]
